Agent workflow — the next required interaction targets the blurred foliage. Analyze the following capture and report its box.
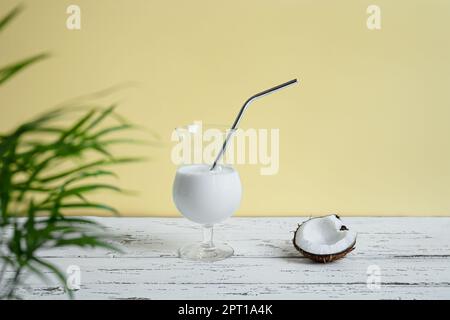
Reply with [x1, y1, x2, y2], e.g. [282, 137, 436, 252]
[0, 6, 145, 299]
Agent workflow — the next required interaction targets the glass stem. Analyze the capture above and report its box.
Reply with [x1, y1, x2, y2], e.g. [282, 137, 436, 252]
[201, 224, 215, 250]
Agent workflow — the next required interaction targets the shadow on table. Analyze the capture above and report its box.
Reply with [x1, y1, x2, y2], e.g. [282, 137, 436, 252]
[107, 230, 198, 258]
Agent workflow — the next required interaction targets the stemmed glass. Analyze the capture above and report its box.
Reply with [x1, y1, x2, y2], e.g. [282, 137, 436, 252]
[171, 80, 297, 261]
[172, 124, 241, 262]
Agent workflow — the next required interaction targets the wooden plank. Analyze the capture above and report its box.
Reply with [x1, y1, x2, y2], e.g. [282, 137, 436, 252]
[17, 284, 450, 300]
[7, 256, 450, 299]
[3, 217, 449, 299]
[35, 217, 450, 258]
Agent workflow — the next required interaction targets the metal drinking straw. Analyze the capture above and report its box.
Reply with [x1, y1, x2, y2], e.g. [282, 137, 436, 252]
[210, 78, 298, 171]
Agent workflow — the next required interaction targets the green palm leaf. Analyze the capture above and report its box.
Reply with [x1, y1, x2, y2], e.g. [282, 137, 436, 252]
[0, 53, 49, 86]
[0, 5, 151, 300]
[0, 5, 22, 32]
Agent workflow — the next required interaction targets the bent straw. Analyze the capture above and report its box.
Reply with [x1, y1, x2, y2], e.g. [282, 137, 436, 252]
[210, 78, 298, 171]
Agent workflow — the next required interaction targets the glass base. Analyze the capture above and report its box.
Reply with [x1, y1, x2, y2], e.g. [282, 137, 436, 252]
[179, 242, 234, 262]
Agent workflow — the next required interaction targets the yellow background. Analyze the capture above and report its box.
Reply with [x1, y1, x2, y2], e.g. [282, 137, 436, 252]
[1, 0, 450, 216]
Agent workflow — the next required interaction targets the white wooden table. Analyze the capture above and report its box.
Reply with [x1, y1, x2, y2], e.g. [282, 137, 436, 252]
[13, 217, 450, 299]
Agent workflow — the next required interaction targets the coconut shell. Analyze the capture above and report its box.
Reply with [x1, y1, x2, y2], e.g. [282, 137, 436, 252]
[292, 219, 356, 263]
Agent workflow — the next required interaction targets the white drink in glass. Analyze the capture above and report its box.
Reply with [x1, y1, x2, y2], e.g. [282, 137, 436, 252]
[173, 164, 242, 261]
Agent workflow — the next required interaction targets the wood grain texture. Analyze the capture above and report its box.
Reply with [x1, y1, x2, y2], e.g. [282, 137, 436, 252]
[4, 217, 450, 299]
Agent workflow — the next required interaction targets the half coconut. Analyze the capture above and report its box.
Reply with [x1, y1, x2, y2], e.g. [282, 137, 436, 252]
[293, 214, 356, 263]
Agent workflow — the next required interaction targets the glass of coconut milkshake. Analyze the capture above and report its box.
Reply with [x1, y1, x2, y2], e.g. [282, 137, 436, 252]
[172, 80, 297, 261]
[172, 123, 241, 261]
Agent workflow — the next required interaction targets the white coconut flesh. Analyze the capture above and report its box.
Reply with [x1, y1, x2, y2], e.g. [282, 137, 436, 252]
[294, 215, 356, 256]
